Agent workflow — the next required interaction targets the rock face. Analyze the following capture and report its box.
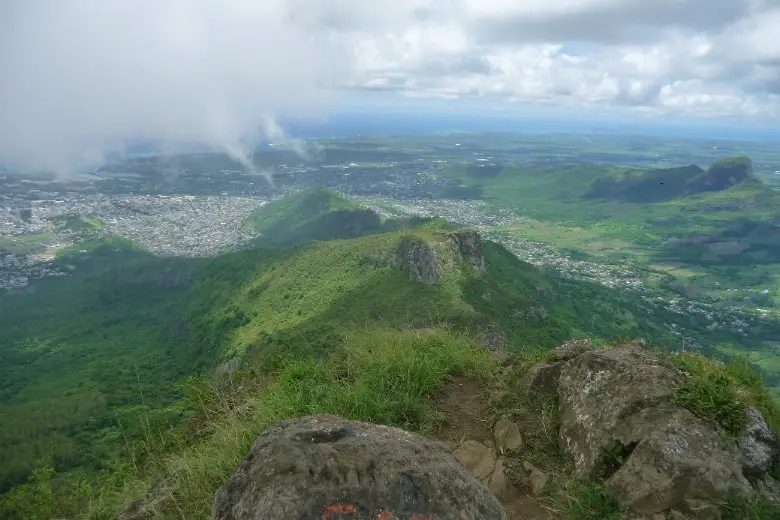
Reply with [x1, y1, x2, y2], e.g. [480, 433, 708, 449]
[739, 406, 780, 475]
[213, 415, 506, 520]
[377, 230, 486, 286]
[447, 231, 486, 272]
[393, 236, 443, 285]
[546, 342, 765, 518]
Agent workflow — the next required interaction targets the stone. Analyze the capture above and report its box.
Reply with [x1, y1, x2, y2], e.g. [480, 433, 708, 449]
[548, 338, 592, 362]
[519, 362, 563, 397]
[448, 230, 486, 272]
[454, 440, 497, 481]
[652, 514, 667, 520]
[680, 499, 721, 520]
[494, 415, 524, 454]
[213, 415, 506, 520]
[557, 345, 685, 477]
[739, 406, 780, 475]
[522, 461, 548, 497]
[488, 457, 518, 502]
[557, 344, 751, 518]
[605, 407, 750, 517]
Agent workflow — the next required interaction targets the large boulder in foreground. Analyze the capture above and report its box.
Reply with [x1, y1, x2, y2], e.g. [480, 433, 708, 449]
[213, 415, 506, 520]
[555, 344, 754, 518]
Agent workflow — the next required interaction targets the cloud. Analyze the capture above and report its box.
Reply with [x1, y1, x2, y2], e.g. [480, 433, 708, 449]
[0, 0, 342, 174]
[344, 0, 780, 120]
[2, 0, 779, 174]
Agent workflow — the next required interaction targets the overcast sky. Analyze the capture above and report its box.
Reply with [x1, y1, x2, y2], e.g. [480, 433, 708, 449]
[1, 0, 779, 172]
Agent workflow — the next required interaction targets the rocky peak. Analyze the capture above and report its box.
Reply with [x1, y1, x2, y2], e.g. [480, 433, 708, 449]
[376, 230, 486, 285]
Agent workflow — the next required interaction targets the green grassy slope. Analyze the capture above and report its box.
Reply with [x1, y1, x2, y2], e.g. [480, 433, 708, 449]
[3, 188, 780, 518]
[586, 157, 756, 202]
[0, 204, 711, 501]
[436, 157, 780, 267]
[245, 186, 379, 245]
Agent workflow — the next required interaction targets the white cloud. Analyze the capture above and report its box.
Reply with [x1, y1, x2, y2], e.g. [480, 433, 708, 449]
[0, 0, 342, 174]
[345, 0, 780, 118]
[1, 0, 779, 173]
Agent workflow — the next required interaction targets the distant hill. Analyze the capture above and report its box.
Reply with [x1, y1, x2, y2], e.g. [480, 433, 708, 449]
[587, 156, 757, 202]
[246, 186, 431, 245]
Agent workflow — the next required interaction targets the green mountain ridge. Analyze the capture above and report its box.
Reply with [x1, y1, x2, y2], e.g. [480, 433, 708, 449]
[2, 187, 779, 518]
[245, 186, 432, 246]
[587, 156, 757, 203]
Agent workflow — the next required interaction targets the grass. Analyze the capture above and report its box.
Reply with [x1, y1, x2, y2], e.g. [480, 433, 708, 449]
[668, 352, 780, 437]
[552, 481, 628, 520]
[73, 327, 494, 520]
[721, 493, 780, 520]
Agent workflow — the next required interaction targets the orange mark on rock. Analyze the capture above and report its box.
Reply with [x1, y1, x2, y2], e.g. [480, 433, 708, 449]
[323, 503, 359, 519]
[376, 510, 395, 520]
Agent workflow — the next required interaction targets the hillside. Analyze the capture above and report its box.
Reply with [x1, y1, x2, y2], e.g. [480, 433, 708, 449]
[587, 156, 756, 202]
[245, 187, 378, 245]
[435, 156, 780, 268]
[2, 189, 780, 518]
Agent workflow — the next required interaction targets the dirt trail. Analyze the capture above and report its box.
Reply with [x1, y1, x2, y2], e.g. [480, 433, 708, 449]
[433, 376, 555, 520]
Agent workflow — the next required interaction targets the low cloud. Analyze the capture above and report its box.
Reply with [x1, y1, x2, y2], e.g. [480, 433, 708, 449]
[0, 0, 341, 175]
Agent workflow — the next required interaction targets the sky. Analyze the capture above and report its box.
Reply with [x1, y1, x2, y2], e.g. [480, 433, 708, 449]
[1, 0, 780, 173]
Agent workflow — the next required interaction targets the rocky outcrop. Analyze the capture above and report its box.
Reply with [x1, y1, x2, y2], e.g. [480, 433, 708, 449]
[392, 236, 443, 285]
[376, 230, 487, 285]
[547, 338, 592, 362]
[213, 415, 506, 520]
[523, 341, 778, 519]
[215, 357, 243, 381]
[557, 344, 687, 477]
[447, 231, 486, 272]
[739, 406, 780, 475]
